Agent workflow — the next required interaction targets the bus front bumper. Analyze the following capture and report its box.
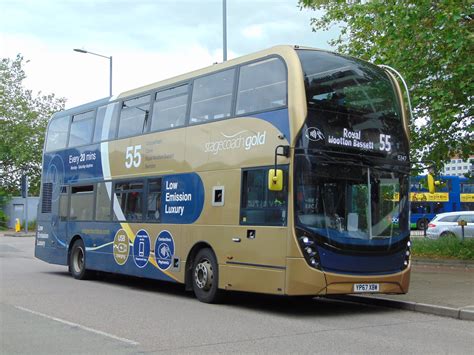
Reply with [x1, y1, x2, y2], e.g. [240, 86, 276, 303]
[285, 258, 411, 296]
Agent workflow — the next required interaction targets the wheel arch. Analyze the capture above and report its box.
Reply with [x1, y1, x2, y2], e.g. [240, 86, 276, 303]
[440, 230, 455, 237]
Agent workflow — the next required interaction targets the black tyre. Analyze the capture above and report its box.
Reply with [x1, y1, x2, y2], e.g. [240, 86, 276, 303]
[440, 231, 456, 239]
[69, 239, 90, 280]
[192, 248, 221, 303]
[416, 219, 428, 231]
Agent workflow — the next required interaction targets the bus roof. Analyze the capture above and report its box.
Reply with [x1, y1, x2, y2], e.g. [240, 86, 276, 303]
[52, 97, 110, 120]
[52, 45, 338, 121]
[117, 45, 303, 100]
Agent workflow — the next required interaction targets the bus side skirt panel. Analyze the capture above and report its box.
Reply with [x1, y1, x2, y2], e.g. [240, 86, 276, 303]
[34, 243, 68, 266]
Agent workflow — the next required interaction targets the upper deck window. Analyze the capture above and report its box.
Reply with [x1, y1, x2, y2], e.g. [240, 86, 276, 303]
[190, 69, 235, 124]
[68, 110, 95, 147]
[93, 103, 120, 143]
[462, 183, 474, 193]
[297, 50, 401, 120]
[151, 84, 188, 131]
[236, 58, 287, 115]
[118, 95, 150, 138]
[45, 115, 70, 152]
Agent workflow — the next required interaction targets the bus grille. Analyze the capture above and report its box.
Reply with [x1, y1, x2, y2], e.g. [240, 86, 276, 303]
[41, 183, 53, 213]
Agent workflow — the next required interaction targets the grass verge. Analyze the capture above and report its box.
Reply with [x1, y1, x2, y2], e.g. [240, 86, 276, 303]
[412, 237, 474, 260]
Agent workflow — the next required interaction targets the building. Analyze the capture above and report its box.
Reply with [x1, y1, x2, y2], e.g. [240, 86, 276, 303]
[2, 196, 39, 229]
[442, 155, 474, 177]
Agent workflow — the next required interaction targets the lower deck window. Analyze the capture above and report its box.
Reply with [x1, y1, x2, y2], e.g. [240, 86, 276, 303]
[114, 181, 144, 221]
[147, 178, 162, 221]
[240, 168, 287, 226]
[95, 182, 112, 221]
[59, 186, 68, 221]
[70, 185, 94, 221]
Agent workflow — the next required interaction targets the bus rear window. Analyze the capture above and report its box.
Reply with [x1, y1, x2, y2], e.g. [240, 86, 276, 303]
[45, 115, 70, 152]
[69, 110, 95, 147]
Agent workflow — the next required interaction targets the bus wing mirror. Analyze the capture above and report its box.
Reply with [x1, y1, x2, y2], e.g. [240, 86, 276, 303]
[268, 169, 283, 191]
[269, 145, 289, 192]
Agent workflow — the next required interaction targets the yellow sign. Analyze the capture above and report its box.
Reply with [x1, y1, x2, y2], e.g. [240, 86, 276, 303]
[410, 192, 449, 202]
[388, 192, 400, 201]
[461, 194, 474, 203]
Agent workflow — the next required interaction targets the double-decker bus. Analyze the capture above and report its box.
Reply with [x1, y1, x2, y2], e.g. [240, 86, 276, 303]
[35, 45, 411, 303]
[410, 175, 474, 230]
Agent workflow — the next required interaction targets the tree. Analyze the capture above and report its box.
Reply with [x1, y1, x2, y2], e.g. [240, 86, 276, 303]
[0, 55, 66, 195]
[299, 0, 473, 171]
[0, 190, 10, 229]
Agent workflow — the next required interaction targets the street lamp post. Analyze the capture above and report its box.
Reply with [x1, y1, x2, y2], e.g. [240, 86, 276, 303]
[73, 48, 113, 97]
[223, 0, 227, 62]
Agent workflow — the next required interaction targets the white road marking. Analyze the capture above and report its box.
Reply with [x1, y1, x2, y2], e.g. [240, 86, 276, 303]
[15, 306, 139, 346]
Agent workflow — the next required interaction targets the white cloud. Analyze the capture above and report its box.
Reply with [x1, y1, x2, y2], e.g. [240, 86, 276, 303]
[0, 1, 338, 110]
[0, 33, 232, 109]
[242, 25, 264, 39]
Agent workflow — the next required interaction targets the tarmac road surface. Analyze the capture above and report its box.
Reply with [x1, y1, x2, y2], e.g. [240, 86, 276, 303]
[1, 236, 473, 354]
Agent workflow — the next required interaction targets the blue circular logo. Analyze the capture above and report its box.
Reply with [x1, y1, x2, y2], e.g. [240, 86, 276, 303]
[133, 229, 150, 268]
[46, 154, 65, 202]
[155, 230, 175, 271]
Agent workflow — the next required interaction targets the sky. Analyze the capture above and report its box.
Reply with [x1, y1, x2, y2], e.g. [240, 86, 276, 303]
[0, 0, 338, 109]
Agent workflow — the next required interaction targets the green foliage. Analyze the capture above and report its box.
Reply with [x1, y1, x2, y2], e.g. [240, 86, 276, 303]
[21, 219, 37, 231]
[0, 55, 66, 196]
[412, 237, 474, 260]
[299, 0, 473, 171]
[0, 190, 11, 230]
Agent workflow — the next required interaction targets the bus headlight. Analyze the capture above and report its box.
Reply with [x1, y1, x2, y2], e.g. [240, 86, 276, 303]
[297, 231, 321, 270]
[403, 240, 411, 269]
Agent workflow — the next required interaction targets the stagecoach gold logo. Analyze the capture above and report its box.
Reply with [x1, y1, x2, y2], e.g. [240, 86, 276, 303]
[113, 229, 130, 265]
[204, 130, 267, 155]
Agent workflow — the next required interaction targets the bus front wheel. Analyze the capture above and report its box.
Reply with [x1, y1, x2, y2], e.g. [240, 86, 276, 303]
[192, 248, 221, 303]
[69, 239, 90, 280]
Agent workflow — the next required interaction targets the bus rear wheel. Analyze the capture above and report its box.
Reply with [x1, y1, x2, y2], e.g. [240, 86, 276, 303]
[416, 219, 428, 231]
[69, 239, 90, 280]
[192, 248, 221, 303]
